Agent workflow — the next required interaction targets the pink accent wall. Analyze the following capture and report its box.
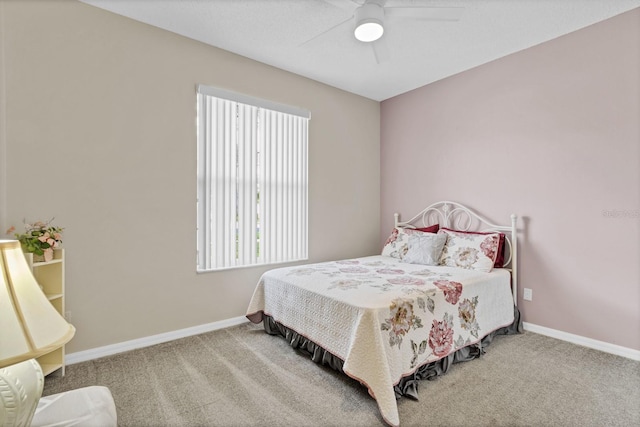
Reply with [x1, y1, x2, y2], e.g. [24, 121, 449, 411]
[381, 9, 640, 350]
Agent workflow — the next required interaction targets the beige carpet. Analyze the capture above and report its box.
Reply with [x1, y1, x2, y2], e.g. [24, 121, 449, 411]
[43, 322, 640, 426]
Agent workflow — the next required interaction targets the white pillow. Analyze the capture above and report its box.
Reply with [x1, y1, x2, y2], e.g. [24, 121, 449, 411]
[438, 228, 501, 272]
[401, 233, 448, 266]
[381, 227, 436, 259]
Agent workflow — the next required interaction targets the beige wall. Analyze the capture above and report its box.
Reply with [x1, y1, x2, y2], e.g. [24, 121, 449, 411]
[1, 0, 380, 353]
[381, 9, 639, 350]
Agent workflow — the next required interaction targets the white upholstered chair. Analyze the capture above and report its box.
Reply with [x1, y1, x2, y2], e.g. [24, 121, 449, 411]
[32, 385, 117, 427]
[0, 360, 117, 427]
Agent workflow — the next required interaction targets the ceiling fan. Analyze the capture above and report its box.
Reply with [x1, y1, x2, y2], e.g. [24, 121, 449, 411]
[302, 0, 464, 63]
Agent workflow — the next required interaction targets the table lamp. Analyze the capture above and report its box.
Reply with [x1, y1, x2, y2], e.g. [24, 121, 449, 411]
[0, 240, 76, 426]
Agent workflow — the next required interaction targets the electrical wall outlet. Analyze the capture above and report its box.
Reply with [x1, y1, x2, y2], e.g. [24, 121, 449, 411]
[523, 288, 533, 301]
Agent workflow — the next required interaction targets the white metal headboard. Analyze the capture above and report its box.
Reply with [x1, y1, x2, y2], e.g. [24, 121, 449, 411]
[394, 201, 518, 306]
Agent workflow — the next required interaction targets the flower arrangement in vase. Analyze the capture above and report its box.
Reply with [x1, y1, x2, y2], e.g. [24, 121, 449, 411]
[6, 219, 64, 262]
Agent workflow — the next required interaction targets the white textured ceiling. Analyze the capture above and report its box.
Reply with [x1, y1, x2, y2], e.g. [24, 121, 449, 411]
[81, 0, 640, 101]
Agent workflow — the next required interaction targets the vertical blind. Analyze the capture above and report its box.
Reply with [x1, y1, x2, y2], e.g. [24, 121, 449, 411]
[197, 85, 309, 271]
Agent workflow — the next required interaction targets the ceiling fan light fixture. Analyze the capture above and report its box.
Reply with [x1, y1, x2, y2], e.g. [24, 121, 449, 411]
[355, 21, 384, 42]
[354, 2, 384, 42]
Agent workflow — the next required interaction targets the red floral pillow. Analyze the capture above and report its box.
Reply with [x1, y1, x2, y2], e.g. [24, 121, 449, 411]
[493, 233, 506, 268]
[437, 228, 502, 272]
[415, 224, 439, 233]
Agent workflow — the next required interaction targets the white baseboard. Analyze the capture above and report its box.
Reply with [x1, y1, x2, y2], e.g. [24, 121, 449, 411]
[523, 322, 640, 361]
[67, 317, 640, 365]
[66, 316, 249, 365]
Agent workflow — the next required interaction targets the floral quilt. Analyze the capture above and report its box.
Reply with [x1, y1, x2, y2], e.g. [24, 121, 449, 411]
[246, 255, 514, 426]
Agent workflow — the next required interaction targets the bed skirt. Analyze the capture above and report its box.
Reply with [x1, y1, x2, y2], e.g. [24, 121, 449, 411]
[262, 305, 522, 401]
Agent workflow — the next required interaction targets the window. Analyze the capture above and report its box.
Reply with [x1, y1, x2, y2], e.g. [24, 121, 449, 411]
[196, 85, 309, 271]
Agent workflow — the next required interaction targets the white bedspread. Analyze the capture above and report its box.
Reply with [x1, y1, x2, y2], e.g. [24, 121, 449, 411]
[246, 255, 514, 426]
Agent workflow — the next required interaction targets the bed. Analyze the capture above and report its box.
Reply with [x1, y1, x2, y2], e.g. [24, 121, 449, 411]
[246, 201, 522, 426]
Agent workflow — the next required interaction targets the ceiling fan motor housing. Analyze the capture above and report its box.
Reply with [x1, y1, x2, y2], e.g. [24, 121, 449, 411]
[354, 2, 385, 42]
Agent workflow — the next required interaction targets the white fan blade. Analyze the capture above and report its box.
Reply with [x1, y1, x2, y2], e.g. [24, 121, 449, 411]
[299, 16, 353, 47]
[385, 7, 464, 21]
[321, 0, 360, 10]
[372, 37, 390, 63]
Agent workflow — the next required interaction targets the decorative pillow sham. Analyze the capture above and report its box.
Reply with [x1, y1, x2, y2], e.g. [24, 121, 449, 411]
[381, 225, 439, 259]
[438, 228, 501, 272]
[401, 233, 448, 266]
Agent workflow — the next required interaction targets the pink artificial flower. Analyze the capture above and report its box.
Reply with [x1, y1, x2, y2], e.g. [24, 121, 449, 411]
[38, 232, 51, 243]
[54, 233, 62, 240]
[6, 226, 15, 235]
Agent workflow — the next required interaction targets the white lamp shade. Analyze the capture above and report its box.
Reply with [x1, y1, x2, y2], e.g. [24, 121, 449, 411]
[0, 240, 75, 367]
